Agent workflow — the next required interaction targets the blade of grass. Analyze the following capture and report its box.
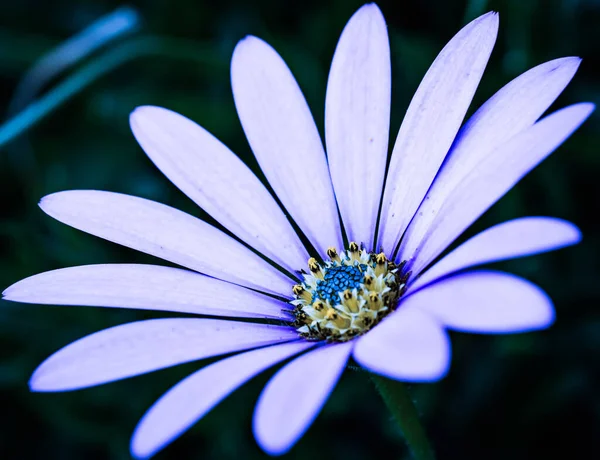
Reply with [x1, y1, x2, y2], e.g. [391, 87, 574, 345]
[0, 36, 225, 150]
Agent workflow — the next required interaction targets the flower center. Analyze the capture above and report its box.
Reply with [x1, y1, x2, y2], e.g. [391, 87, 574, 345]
[291, 242, 409, 342]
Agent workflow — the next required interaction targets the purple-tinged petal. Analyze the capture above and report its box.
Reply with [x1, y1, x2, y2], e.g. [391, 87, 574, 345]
[378, 12, 499, 254]
[131, 341, 314, 459]
[410, 271, 555, 333]
[353, 307, 449, 382]
[399, 58, 581, 260]
[400, 102, 594, 276]
[3, 264, 292, 320]
[325, 4, 390, 249]
[30, 318, 297, 392]
[231, 37, 343, 258]
[40, 190, 294, 296]
[130, 106, 309, 274]
[409, 217, 581, 292]
[253, 342, 352, 456]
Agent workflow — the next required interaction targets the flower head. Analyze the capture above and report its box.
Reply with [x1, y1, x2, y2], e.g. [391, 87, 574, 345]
[3, 3, 593, 458]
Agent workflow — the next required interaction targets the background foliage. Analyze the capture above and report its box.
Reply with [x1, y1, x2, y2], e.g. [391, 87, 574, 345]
[1, 0, 599, 458]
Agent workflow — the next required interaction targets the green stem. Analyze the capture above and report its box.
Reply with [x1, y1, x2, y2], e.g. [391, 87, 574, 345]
[371, 374, 436, 460]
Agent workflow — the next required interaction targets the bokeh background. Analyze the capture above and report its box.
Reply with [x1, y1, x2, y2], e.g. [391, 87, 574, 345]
[1, 0, 599, 458]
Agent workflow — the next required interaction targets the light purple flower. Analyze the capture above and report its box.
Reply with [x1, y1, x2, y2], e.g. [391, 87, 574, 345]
[3, 3, 593, 458]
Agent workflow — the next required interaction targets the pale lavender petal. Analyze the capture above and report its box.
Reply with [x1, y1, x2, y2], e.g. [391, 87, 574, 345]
[40, 190, 294, 296]
[410, 271, 555, 333]
[130, 106, 309, 274]
[231, 37, 343, 258]
[399, 58, 581, 260]
[3, 264, 291, 320]
[353, 307, 449, 382]
[409, 217, 581, 292]
[325, 4, 390, 249]
[29, 318, 297, 392]
[378, 12, 499, 254]
[400, 102, 594, 275]
[131, 341, 314, 459]
[253, 342, 352, 455]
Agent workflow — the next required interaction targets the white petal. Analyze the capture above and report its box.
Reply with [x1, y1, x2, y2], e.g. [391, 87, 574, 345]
[410, 217, 581, 292]
[40, 190, 294, 296]
[231, 37, 343, 258]
[30, 318, 297, 391]
[253, 342, 352, 455]
[378, 12, 499, 254]
[400, 103, 594, 275]
[409, 271, 555, 333]
[130, 106, 309, 274]
[325, 4, 391, 249]
[353, 307, 450, 382]
[3, 264, 291, 320]
[131, 341, 313, 459]
[399, 57, 581, 261]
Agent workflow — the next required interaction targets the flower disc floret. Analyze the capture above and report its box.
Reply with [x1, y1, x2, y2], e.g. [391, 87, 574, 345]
[292, 243, 410, 342]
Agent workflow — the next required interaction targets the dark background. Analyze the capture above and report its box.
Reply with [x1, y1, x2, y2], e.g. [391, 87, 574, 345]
[1, 0, 599, 458]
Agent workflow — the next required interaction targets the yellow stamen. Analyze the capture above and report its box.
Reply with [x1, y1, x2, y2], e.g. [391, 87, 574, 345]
[293, 284, 312, 302]
[307, 257, 324, 279]
[348, 242, 360, 261]
[313, 300, 326, 312]
[325, 308, 351, 329]
[307, 300, 327, 320]
[367, 292, 381, 310]
[375, 252, 387, 276]
[341, 289, 359, 313]
[326, 246, 341, 263]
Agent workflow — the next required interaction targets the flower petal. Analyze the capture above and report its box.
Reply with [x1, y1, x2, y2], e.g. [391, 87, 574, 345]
[130, 106, 309, 273]
[400, 102, 594, 275]
[378, 12, 499, 254]
[409, 217, 581, 292]
[325, 4, 390, 249]
[231, 37, 343, 258]
[253, 342, 352, 456]
[354, 307, 449, 382]
[40, 190, 294, 296]
[3, 264, 291, 320]
[29, 318, 297, 392]
[399, 57, 581, 261]
[409, 271, 555, 333]
[131, 341, 314, 459]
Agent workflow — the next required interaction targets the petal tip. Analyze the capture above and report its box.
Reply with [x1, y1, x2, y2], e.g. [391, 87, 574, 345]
[28, 370, 47, 392]
[129, 105, 171, 125]
[351, 2, 385, 25]
[233, 34, 263, 53]
[38, 192, 59, 213]
[529, 283, 556, 331]
[472, 10, 500, 31]
[38, 190, 76, 217]
[2, 285, 15, 300]
[29, 361, 63, 392]
[570, 102, 596, 123]
[130, 436, 152, 460]
[253, 425, 292, 457]
[545, 56, 582, 75]
[563, 220, 583, 245]
[129, 105, 157, 122]
[583, 102, 596, 114]
[564, 56, 583, 66]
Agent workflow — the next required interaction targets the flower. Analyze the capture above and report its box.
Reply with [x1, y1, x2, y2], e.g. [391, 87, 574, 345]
[2, 3, 593, 458]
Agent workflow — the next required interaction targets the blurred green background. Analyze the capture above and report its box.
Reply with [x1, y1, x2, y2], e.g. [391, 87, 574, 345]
[1, 0, 599, 458]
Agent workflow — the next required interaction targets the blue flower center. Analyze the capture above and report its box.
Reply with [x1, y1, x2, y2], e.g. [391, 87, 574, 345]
[314, 264, 366, 305]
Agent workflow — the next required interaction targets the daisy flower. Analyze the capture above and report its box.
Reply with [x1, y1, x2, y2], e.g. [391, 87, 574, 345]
[3, 3, 593, 458]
